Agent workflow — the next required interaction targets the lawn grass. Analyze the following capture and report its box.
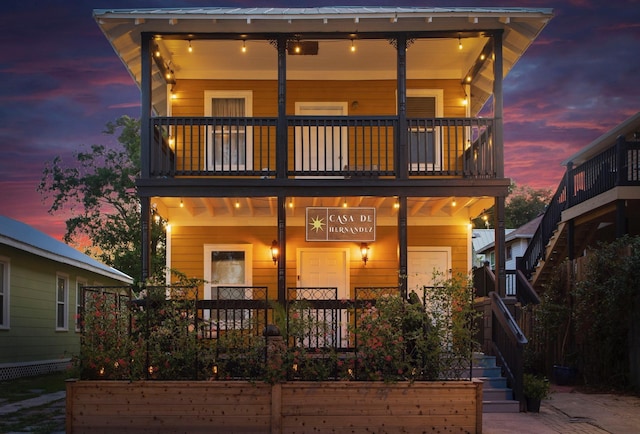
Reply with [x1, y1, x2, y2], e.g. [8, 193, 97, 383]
[0, 370, 73, 403]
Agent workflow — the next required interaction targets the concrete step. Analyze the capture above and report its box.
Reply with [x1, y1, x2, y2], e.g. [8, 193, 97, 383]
[483, 400, 520, 413]
[464, 366, 503, 378]
[477, 376, 507, 389]
[483, 387, 514, 401]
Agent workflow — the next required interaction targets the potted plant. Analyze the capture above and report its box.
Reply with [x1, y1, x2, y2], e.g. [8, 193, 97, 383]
[523, 373, 550, 412]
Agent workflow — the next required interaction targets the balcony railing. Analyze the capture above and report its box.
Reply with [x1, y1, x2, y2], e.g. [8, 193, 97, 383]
[149, 116, 495, 179]
[519, 136, 640, 279]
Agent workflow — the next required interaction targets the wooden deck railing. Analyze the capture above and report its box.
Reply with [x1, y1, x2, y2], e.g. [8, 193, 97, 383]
[519, 136, 640, 280]
[149, 116, 495, 179]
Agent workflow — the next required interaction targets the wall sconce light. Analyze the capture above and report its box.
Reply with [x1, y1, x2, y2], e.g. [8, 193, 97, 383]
[270, 240, 280, 265]
[360, 243, 370, 266]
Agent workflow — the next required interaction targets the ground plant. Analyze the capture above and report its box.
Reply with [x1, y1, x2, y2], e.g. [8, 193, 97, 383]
[572, 236, 640, 390]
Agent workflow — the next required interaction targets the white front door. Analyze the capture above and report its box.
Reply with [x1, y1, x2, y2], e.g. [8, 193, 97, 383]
[297, 248, 349, 299]
[297, 248, 350, 346]
[295, 102, 348, 176]
[407, 247, 451, 302]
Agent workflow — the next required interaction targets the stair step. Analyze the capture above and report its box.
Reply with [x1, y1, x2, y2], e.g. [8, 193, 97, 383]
[477, 376, 507, 388]
[483, 388, 514, 401]
[483, 400, 520, 413]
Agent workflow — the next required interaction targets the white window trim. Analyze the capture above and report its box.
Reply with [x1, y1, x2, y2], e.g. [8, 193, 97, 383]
[294, 102, 349, 178]
[403, 89, 444, 171]
[204, 90, 254, 172]
[203, 244, 253, 300]
[56, 273, 69, 331]
[75, 278, 88, 332]
[0, 256, 10, 330]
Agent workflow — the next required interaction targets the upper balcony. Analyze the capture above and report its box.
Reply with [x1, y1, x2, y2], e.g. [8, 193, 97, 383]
[150, 115, 495, 179]
[93, 7, 553, 184]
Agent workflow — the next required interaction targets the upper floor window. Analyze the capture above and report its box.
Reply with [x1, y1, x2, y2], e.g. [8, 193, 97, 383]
[406, 89, 443, 171]
[56, 274, 69, 331]
[506, 245, 513, 261]
[0, 258, 9, 329]
[204, 91, 253, 172]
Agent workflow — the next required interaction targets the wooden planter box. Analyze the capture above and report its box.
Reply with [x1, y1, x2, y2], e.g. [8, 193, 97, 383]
[66, 379, 483, 434]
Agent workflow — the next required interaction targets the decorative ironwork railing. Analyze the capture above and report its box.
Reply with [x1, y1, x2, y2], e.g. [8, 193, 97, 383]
[79, 285, 476, 382]
[149, 116, 495, 179]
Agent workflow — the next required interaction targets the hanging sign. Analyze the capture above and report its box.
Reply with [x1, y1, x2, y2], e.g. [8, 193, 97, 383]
[306, 207, 376, 242]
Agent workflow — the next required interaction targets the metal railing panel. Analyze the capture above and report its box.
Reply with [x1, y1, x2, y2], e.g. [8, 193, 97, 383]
[148, 116, 498, 179]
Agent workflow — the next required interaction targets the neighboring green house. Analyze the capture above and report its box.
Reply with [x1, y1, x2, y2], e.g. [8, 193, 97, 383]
[0, 215, 132, 380]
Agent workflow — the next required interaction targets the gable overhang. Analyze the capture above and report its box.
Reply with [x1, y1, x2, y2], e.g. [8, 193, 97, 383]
[94, 6, 553, 116]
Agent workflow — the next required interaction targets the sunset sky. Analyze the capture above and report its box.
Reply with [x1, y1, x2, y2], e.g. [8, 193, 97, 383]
[1, 0, 639, 240]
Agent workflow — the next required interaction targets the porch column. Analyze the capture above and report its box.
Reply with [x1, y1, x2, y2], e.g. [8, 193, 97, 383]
[494, 197, 506, 297]
[492, 30, 504, 178]
[276, 35, 287, 179]
[616, 200, 627, 238]
[277, 195, 287, 304]
[567, 219, 575, 261]
[140, 33, 152, 179]
[140, 196, 152, 283]
[140, 33, 152, 283]
[398, 196, 408, 298]
[396, 35, 408, 180]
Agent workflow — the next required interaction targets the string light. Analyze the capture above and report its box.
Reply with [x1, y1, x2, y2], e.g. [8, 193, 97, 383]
[458, 36, 463, 50]
[241, 40, 247, 53]
[235, 199, 240, 208]
[343, 198, 348, 208]
[350, 39, 356, 52]
[180, 199, 184, 208]
[187, 40, 193, 53]
[452, 198, 457, 207]
[288, 198, 294, 209]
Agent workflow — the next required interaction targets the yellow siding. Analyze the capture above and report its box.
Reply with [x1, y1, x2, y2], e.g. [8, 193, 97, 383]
[171, 224, 468, 299]
[170, 79, 468, 173]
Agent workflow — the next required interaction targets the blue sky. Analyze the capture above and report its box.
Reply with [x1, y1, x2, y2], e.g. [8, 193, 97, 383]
[1, 0, 639, 239]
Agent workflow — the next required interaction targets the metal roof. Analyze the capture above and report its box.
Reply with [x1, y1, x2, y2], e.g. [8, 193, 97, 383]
[561, 111, 640, 167]
[94, 6, 553, 17]
[0, 215, 133, 283]
[94, 6, 553, 116]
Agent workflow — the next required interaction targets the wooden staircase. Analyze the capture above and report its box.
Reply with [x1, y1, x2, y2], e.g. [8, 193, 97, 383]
[472, 353, 520, 413]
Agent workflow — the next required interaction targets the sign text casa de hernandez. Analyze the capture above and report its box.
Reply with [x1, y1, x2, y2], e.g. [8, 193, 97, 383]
[306, 207, 376, 242]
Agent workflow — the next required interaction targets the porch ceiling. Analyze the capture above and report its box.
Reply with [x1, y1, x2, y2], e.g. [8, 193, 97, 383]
[152, 195, 494, 227]
[94, 6, 552, 115]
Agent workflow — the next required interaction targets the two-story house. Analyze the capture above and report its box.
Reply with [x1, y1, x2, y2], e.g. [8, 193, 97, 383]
[94, 6, 553, 303]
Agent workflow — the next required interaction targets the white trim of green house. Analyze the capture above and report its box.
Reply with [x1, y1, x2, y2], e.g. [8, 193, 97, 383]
[0, 216, 132, 380]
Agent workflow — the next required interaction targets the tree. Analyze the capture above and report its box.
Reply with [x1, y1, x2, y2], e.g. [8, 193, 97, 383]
[471, 183, 553, 229]
[505, 183, 553, 228]
[38, 116, 165, 284]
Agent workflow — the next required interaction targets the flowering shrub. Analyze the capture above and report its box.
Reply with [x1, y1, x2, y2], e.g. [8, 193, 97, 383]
[78, 272, 478, 383]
